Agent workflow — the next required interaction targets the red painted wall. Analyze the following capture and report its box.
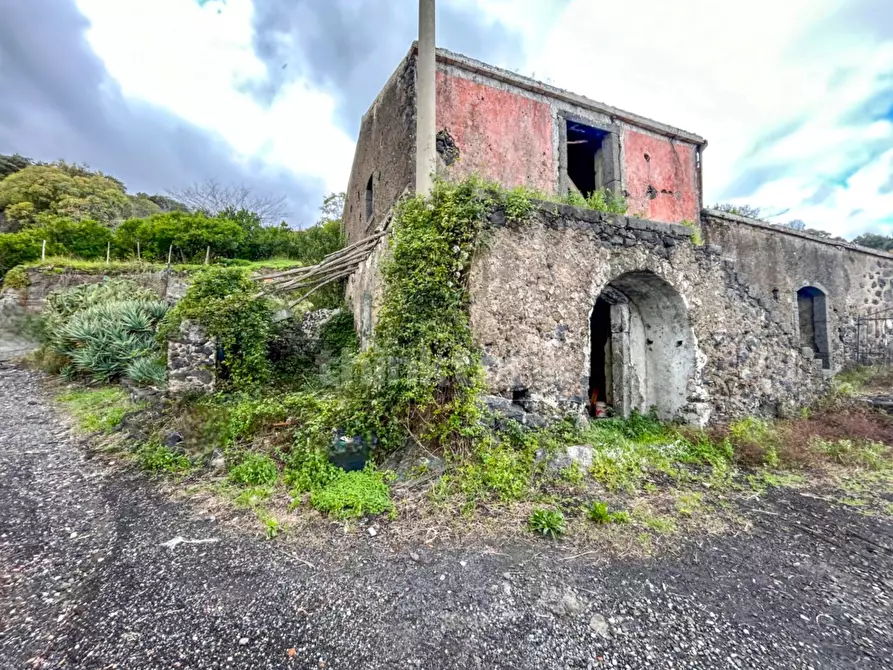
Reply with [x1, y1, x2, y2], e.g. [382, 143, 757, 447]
[623, 130, 699, 224]
[436, 72, 555, 193]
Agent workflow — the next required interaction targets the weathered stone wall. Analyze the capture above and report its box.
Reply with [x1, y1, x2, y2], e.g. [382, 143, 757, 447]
[2, 268, 186, 314]
[166, 320, 216, 396]
[343, 54, 417, 246]
[701, 210, 893, 369]
[468, 203, 827, 424]
[345, 235, 390, 347]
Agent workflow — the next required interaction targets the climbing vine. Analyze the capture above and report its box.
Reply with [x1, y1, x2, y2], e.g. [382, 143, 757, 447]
[160, 267, 274, 391]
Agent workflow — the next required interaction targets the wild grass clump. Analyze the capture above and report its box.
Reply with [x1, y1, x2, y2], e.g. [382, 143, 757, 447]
[528, 508, 566, 539]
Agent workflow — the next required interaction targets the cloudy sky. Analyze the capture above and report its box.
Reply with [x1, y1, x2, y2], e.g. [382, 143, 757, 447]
[0, 0, 890, 236]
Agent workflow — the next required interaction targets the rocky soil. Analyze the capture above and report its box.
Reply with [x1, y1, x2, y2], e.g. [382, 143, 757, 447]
[1, 362, 892, 669]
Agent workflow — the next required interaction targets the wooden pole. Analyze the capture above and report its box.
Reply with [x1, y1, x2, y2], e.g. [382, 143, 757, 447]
[106, 241, 110, 264]
[136, 240, 141, 262]
[41, 240, 46, 261]
[205, 246, 210, 265]
[167, 244, 173, 265]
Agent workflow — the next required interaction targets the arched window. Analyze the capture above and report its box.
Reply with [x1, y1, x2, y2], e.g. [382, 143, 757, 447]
[797, 286, 830, 369]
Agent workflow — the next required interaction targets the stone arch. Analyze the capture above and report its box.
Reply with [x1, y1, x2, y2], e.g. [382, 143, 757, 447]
[588, 271, 697, 421]
[796, 285, 830, 369]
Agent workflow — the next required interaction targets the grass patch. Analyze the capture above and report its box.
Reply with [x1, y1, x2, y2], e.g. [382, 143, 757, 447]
[137, 441, 191, 474]
[15, 256, 305, 276]
[57, 386, 137, 433]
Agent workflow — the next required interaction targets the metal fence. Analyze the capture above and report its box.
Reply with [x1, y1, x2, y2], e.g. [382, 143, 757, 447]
[853, 306, 893, 367]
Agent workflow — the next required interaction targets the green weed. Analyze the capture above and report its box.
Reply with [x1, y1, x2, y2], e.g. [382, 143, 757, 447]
[228, 453, 279, 486]
[137, 441, 191, 473]
[308, 466, 394, 519]
[812, 438, 891, 471]
[528, 508, 566, 539]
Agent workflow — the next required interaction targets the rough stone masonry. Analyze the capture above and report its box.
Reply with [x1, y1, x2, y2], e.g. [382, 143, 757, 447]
[339, 45, 893, 426]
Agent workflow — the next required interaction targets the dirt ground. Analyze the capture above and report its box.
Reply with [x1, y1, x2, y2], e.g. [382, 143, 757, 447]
[1, 362, 892, 669]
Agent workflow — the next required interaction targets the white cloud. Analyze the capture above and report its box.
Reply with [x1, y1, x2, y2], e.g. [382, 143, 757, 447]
[75, 0, 355, 196]
[519, 0, 893, 237]
[73, 0, 892, 238]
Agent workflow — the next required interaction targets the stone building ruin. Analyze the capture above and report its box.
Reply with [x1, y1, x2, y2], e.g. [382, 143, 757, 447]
[342, 45, 893, 426]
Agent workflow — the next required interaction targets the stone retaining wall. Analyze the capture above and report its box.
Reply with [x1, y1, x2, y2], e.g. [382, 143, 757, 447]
[468, 203, 829, 425]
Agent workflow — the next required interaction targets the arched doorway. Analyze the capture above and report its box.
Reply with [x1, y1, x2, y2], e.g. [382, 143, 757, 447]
[797, 286, 830, 369]
[589, 271, 696, 420]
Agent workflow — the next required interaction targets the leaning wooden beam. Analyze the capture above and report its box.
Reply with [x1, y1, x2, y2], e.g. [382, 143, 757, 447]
[273, 264, 358, 292]
[260, 244, 379, 292]
[254, 232, 387, 283]
[287, 271, 356, 309]
[319, 230, 387, 262]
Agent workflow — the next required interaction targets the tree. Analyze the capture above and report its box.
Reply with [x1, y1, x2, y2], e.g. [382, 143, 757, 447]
[0, 163, 131, 228]
[168, 179, 288, 225]
[711, 202, 764, 219]
[852, 233, 893, 251]
[0, 154, 32, 180]
[319, 192, 346, 222]
[142, 193, 188, 212]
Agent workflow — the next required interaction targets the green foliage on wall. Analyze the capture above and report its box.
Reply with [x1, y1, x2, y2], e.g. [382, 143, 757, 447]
[161, 267, 274, 391]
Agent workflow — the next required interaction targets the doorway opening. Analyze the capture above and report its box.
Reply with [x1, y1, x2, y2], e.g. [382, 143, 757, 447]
[588, 296, 612, 412]
[589, 272, 696, 421]
[797, 286, 830, 369]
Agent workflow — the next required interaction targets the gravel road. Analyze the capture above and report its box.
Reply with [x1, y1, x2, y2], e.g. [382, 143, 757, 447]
[1, 362, 892, 669]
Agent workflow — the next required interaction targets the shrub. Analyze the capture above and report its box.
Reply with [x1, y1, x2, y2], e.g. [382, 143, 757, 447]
[308, 466, 393, 519]
[1, 265, 28, 289]
[228, 453, 279, 486]
[38, 216, 112, 258]
[528, 508, 566, 539]
[0, 229, 45, 280]
[160, 267, 273, 391]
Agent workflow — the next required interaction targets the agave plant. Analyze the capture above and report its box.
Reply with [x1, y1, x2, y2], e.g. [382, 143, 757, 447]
[49, 297, 169, 383]
[124, 356, 167, 386]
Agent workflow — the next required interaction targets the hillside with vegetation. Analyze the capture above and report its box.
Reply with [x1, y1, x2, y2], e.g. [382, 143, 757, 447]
[0, 154, 344, 281]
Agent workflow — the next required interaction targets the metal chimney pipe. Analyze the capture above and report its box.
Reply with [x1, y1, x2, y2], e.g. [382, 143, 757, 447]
[415, 0, 436, 197]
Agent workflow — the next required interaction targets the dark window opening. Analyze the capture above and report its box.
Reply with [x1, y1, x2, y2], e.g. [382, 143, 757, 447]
[566, 120, 611, 198]
[365, 175, 374, 222]
[589, 297, 612, 414]
[797, 286, 830, 369]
